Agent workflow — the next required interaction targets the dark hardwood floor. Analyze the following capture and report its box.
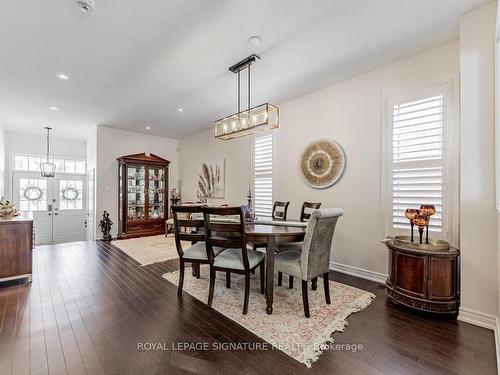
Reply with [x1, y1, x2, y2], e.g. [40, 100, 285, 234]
[0, 240, 496, 374]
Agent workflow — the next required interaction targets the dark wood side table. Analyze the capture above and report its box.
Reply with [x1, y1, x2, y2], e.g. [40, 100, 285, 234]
[385, 239, 460, 314]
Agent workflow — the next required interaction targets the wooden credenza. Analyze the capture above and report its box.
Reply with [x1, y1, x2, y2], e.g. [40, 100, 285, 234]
[385, 239, 460, 314]
[0, 214, 33, 283]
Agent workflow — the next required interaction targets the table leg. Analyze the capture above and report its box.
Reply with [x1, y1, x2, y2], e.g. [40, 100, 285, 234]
[265, 236, 276, 314]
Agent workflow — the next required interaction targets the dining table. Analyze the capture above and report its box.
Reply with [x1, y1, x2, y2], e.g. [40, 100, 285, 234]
[244, 223, 307, 314]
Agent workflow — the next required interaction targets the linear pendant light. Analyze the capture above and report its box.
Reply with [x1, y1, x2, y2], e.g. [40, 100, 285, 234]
[40, 127, 56, 178]
[214, 54, 279, 140]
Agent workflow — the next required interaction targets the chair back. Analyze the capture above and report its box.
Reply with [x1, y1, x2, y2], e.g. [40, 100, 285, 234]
[300, 208, 343, 280]
[203, 206, 250, 268]
[171, 205, 205, 258]
[300, 201, 322, 221]
[272, 201, 290, 221]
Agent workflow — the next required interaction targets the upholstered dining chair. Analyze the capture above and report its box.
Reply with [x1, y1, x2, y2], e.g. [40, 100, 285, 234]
[272, 201, 290, 221]
[274, 208, 343, 318]
[300, 201, 322, 222]
[165, 201, 196, 235]
[172, 205, 226, 296]
[203, 206, 265, 315]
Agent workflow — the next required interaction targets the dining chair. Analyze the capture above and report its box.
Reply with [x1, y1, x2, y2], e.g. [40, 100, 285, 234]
[172, 205, 226, 296]
[300, 201, 322, 222]
[272, 201, 290, 221]
[166, 201, 196, 235]
[274, 208, 343, 318]
[203, 206, 265, 314]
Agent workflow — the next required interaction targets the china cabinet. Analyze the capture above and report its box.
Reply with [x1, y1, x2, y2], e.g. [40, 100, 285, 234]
[117, 153, 170, 239]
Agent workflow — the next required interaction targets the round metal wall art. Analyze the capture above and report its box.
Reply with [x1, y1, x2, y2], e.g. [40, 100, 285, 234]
[300, 139, 346, 189]
[62, 187, 79, 201]
[23, 186, 43, 201]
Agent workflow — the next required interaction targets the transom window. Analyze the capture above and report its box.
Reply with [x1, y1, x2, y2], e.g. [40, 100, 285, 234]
[14, 154, 85, 174]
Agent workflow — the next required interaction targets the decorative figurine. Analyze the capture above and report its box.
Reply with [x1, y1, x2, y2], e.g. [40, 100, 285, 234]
[171, 188, 180, 206]
[99, 211, 113, 241]
[419, 204, 436, 244]
[0, 197, 19, 217]
[243, 189, 255, 223]
[404, 208, 419, 243]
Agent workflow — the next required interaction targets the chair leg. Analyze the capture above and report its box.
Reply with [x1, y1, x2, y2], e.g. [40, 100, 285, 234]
[289, 275, 294, 289]
[302, 280, 310, 318]
[208, 267, 216, 307]
[177, 260, 185, 296]
[260, 262, 265, 294]
[226, 271, 231, 288]
[323, 272, 331, 305]
[311, 277, 318, 290]
[195, 263, 201, 279]
[243, 273, 250, 314]
[278, 272, 283, 286]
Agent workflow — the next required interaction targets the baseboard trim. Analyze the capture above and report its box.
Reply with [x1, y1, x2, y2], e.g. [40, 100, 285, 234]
[457, 307, 497, 330]
[330, 261, 387, 284]
[496, 318, 500, 375]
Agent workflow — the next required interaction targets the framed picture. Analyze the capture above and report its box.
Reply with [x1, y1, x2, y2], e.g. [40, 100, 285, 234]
[197, 160, 225, 198]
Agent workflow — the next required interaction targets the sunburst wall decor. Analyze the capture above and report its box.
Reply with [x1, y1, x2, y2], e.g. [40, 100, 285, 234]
[300, 139, 346, 189]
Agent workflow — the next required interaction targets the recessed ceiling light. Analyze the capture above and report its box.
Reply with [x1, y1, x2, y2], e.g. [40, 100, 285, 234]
[49, 106, 59, 111]
[57, 74, 69, 80]
[146, 126, 151, 130]
[248, 35, 262, 46]
[178, 107, 184, 112]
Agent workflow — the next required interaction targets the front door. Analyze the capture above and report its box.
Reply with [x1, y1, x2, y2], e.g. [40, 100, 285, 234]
[13, 172, 86, 245]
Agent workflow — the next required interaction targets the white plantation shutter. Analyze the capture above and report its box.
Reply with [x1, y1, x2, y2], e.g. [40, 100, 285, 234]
[392, 94, 445, 232]
[253, 133, 273, 218]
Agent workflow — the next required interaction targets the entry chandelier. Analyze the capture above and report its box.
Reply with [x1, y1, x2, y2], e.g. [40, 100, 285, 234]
[214, 54, 279, 140]
[40, 126, 56, 178]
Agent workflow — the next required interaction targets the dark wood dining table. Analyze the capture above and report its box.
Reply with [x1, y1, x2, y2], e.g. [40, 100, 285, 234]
[244, 223, 306, 314]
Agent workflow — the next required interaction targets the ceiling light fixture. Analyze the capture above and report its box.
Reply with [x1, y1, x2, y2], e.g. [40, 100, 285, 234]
[248, 35, 262, 46]
[178, 107, 184, 112]
[214, 54, 279, 140]
[76, 0, 95, 13]
[40, 127, 56, 178]
[57, 74, 69, 80]
[146, 126, 151, 130]
[49, 106, 59, 111]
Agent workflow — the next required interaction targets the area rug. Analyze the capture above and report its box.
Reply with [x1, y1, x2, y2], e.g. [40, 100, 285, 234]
[112, 234, 185, 266]
[163, 265, 375, 367]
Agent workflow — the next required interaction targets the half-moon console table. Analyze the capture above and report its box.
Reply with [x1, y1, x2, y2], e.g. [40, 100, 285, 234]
[385, 239, 460, 314]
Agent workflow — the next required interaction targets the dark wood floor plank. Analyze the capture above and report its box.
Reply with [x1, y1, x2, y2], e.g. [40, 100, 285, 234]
[0, 240, 496, 375]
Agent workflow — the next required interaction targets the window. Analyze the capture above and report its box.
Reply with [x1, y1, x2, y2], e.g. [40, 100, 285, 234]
[14, 154, 86, 174]
[388, 85, 453, 238]
[19, 178, 47, 212]
[59, 179, 83, 210]
[253, 133, 273, 219]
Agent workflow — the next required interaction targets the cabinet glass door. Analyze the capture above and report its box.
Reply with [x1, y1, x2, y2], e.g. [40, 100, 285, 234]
[127, 165, 145, 221]
[148, 166, 165, 220]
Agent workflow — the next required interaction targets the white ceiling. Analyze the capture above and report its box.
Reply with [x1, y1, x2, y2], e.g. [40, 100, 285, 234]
[0, 0, 492, 140]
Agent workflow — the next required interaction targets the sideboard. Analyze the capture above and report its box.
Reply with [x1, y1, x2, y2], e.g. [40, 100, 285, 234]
[0, 214, 33, 283]
[385, 239, 460, 314]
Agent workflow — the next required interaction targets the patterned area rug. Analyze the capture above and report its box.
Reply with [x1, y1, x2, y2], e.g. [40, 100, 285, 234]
[112, 234, 185, 265]
[163, 265, 375, 367]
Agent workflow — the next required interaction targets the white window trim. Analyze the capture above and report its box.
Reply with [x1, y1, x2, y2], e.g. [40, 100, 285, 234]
[252, 132, 275, 219]
[381, 80, 459, 245]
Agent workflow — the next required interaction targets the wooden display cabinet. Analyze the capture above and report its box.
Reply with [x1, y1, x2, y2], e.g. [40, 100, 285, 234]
[117, 153, 170, 239]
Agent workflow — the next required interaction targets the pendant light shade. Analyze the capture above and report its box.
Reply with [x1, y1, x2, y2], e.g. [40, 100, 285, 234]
[214, 54, 279, 140]
[40, 127, 56, 178]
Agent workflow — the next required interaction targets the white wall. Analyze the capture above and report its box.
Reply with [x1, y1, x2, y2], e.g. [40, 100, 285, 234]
[96, 126, 179, 238]
[459, 2, 498, 326]
[4, 131, 87, 200]
[179, 41, 459, 279]
[0, 122, 5, 197]
[179, 129, 252, 205]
